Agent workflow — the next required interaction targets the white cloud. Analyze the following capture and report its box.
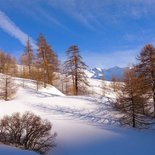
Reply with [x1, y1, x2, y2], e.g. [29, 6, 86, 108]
[0, 10, 37, 49]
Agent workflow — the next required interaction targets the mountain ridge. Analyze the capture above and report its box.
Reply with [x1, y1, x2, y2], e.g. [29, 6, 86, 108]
[87, 66, 128, 81]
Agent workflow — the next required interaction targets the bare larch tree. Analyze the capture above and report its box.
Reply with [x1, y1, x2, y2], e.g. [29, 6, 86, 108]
[136, 44, 155, 117]
[116, 68, 150, 128]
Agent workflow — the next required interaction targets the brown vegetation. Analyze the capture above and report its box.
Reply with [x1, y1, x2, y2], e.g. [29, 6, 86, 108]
[0, 112, 57, 155]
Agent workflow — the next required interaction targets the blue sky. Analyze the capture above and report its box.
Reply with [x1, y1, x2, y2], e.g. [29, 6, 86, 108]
[0, 0, 155, 68]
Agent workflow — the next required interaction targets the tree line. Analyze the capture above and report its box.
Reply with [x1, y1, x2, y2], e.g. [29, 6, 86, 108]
[0, 34, 89, 100]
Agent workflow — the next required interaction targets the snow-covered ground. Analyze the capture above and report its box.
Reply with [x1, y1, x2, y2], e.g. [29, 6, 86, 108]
[0, 145, 39, 155]
[0, 78, 155, 155]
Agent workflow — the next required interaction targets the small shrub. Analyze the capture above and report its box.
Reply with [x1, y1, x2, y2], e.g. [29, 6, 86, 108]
[0, 112, 57, 154]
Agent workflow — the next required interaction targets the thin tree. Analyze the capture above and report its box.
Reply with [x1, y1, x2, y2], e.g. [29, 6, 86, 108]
[64, 45, 89, 95]
[111, 75, 118, 92]
[136, 44, 155, 117]
[101, 75, 106, 96]
[20, 53, 28, 87]
[32, 62, 44, 91]
[59, 63, 68, 94]
[23, 37, 34, 77]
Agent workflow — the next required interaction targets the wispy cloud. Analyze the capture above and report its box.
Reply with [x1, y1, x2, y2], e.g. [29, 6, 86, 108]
[0, 0, 69, 31]
[47, 0, 155, 30]
[34, 7, 69, 31]
[0, 10, 37, 49]
[47, 0, 103, 31]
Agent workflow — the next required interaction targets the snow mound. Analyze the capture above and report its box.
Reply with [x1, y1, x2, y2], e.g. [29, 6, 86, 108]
[0, 145, 39, 155]
[39, 85, 65, 96]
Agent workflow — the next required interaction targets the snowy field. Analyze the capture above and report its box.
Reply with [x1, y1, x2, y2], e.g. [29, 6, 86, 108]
[0, 78, 155, 155]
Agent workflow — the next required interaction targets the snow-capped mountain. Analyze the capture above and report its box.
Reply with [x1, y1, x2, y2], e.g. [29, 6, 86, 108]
[87, 66, 128, 81]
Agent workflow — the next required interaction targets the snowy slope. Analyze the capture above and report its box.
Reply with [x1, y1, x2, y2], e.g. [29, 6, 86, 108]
[0, 77, 155, 155]
[15, 77, 65, 97]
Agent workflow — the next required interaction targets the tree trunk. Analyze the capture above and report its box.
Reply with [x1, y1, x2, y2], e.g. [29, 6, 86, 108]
[153, 91, 155, 117]
[151, 70, 155, 117]
[75, 58, 78, 95]
[5, 76, 8, 101]
[132, 106, 136, 128]
[43, 70, 47, 88]
[37, 81, 39, 91]
[28, 65, 31, 77]
[131, 93, 136, 128]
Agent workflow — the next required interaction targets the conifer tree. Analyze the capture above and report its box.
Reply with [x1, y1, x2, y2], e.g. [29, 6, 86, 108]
[37, 34, 59, 87]
[64, 45, 89, 95]
[117, 69, 149, 128]
[136, 44, 155, 117]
